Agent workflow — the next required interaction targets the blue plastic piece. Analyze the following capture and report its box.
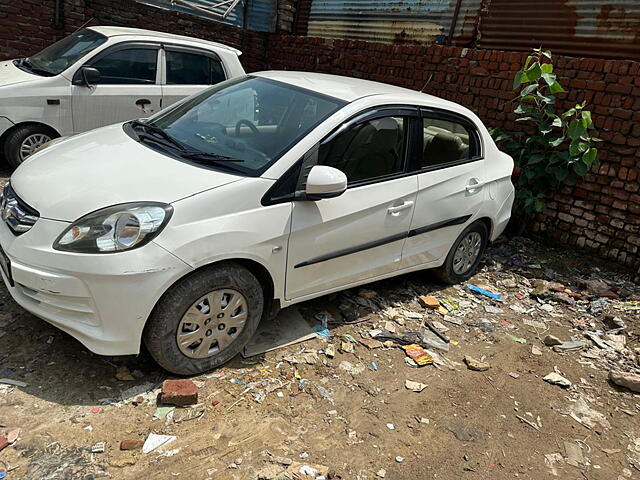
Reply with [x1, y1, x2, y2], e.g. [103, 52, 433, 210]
[467, 284, 502, 300]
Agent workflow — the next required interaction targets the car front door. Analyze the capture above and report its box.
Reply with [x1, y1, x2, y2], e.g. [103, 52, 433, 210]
[71, 44, 162, 133]
[401, 108, 486, 268]
[285, 109, 420, 300]
[161, 46, 227, 110]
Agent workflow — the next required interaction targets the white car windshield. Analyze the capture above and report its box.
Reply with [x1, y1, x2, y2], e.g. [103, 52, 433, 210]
[24, 28, 107, 76]
[145, 76, 346, 176]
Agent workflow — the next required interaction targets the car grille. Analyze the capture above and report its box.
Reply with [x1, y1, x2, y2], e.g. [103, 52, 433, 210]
[0, 183, 39, 235]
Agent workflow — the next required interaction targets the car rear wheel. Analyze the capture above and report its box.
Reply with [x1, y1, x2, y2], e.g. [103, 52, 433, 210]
[144, 262, 264, 375]
[434, 221, 488, 284]
[3, 125, 56, 169]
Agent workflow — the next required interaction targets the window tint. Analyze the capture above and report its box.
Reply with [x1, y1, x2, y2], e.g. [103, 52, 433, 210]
[91, 48, 158, 85]
[27, 28, 107, 75]
[166, 51, 226, 85]
[422, 117, 476, 168]
[318, 117, 407, 183]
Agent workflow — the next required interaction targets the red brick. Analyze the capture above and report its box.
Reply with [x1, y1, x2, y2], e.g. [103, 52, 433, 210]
[0, 435, 8, 452]
[160, 379, 198, 406]
[120, 439, 144, 451]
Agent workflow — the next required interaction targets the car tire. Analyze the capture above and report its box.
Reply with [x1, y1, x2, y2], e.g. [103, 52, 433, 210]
[3, 125, 57, 169]
[144, 262, 264, 375]
[434, 221, 489, 285]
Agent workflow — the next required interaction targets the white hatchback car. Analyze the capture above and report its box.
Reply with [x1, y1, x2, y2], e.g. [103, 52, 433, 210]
[0, 72, 514, 374]
[0, 26, 244, 167]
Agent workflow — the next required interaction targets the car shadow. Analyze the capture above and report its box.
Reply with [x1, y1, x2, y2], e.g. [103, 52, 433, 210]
[0, 266, 451, 407]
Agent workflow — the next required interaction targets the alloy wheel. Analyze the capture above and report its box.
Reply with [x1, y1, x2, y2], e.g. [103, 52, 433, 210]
[452, 231, 483, 275]
[19, 133, 52, 161]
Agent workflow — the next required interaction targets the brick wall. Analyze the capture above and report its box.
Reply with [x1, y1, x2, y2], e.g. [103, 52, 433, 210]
[264, 36, 640, 270]
[0, 0, 269, 71]
[0, 4, 638, 271]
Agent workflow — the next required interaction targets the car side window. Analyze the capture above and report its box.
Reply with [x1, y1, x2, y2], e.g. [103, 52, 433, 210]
[318, 116, 407, 184]
[90, 48, 158, 85]
[422, 117, 477, 168]
[166, 50, 226, 85]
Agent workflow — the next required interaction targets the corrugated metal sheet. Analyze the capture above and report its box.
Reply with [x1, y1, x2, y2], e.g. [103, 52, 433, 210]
[308, 0, 483, 45]
[477, 0, 640, 60]
[247, 0, 277, 31]
[136, 0, 277, 31]
[136, 0, 245, 27]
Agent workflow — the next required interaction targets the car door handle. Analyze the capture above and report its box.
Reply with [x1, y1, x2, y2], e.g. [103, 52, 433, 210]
[135, 98, 151, 107]
[465, 179, 486, 192]
[387, 201, 414, 215]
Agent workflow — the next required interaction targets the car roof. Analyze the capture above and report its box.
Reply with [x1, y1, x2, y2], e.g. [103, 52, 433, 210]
[253, 71, 465, 110]
[88, 26, 242, 56]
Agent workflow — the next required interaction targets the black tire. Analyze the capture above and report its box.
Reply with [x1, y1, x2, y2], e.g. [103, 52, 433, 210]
[434, 221, 489, 285]
[3, 125, 57, 169]
[143, 262, 264, 375]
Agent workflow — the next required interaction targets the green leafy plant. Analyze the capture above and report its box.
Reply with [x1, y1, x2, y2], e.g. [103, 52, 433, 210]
[490, 48, 599, 216]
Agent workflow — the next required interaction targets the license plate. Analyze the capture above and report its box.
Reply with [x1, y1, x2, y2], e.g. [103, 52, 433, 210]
[0, 244, 14, 287]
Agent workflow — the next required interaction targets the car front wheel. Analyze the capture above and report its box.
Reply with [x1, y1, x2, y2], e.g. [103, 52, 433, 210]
[435, 220, 489, 284]
[144, 262, 264, 375]
[4, 125, 56, 168]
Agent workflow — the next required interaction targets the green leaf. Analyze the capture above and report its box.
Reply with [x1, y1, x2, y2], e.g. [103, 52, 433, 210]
[541, 63, 553, 74]
[541, 72, 557, 86]
[583, 147, 597, 165]
[515, 116, 534, 122]
[568, 119, 586, 140]
[561, 108, 576, 119]
[553, 168, 568, 182]
[548, 81, 565, 94]
[513, 70, 525, 90]
[572, 162, 588, 176]
[581, 110, 592, 128]
[525, 63, 543, 82]
[528, 154, 545, 165]
[542, 50, 552, 59]
[514, 104, 532, 114]
[520, 84, 538, 97]
[552, 116, 563, 128]
[548, 137, 564, 147]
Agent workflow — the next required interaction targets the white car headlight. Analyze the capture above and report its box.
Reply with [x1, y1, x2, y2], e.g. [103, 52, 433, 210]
[54, 203, 173, 253]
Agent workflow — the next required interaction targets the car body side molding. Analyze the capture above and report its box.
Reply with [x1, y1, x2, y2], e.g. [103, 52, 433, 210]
[294, 214, 472, 269]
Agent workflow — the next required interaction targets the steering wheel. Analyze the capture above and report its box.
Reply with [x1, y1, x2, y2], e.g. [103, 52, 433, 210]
[235, 119, 260, 137]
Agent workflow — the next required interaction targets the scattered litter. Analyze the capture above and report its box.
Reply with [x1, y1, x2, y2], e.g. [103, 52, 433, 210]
[395, 456, 404, 463]
[405, 380, 427, 392]
[243, 307, 316, 357]
[608, 371, 640, 393]
[464, 356, 490, 372]
[569, 397, 611, 430]
[115, 366, 135, 381]
[402, 344, 434, 366]
[505, 333, 527, 344]
[467, 284, 502, 299]
[543, 372, 572, 388]
[154, 405, 175, 420]
[91, 441, 106, 453]
[142, 433, 176, 454]
[0, 378, 27, 387]
[564, 441, 586, 468]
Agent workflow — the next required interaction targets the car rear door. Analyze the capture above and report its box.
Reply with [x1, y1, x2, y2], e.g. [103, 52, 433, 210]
[401, 108, 486, 268]
[284, 108, 420, 300]
[71, 43, 162, 132]
[160, 46, 227, 110]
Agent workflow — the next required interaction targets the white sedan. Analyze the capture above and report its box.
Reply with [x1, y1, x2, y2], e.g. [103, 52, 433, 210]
[0, 72, 514, 374]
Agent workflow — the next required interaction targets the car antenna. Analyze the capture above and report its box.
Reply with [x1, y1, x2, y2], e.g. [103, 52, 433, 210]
[420, 74, 434, 93]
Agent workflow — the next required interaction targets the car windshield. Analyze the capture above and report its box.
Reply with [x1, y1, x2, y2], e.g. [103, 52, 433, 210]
[25, 28, 107, 76]
[148, 76, 346, 176]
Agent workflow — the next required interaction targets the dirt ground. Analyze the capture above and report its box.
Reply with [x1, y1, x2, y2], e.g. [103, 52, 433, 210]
[1, 225, 639, 479]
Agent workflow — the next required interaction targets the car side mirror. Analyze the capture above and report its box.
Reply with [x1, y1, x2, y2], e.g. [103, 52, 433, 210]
[74, 66, 101, 87]
[305, 165, 347, 200]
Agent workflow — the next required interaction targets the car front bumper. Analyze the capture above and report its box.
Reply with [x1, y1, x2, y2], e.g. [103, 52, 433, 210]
[0, 217, 191, 355]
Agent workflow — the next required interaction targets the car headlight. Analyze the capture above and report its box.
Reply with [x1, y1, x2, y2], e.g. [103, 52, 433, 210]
[54, 202, 173, 253]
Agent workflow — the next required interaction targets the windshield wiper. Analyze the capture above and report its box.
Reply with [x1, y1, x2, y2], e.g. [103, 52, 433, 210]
[179, 151, 243, 162]
[129, 120, 187, 151]
[19, 58, 54, 76]
[132, 125, 244, 166]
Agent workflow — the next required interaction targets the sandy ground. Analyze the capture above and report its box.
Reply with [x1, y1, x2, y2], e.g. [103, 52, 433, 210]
[0, 230, 639, 479]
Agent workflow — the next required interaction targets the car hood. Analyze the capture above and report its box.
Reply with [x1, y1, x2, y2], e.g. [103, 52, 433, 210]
[0, 59, 39, 88]
[11, 124, 243, 221]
